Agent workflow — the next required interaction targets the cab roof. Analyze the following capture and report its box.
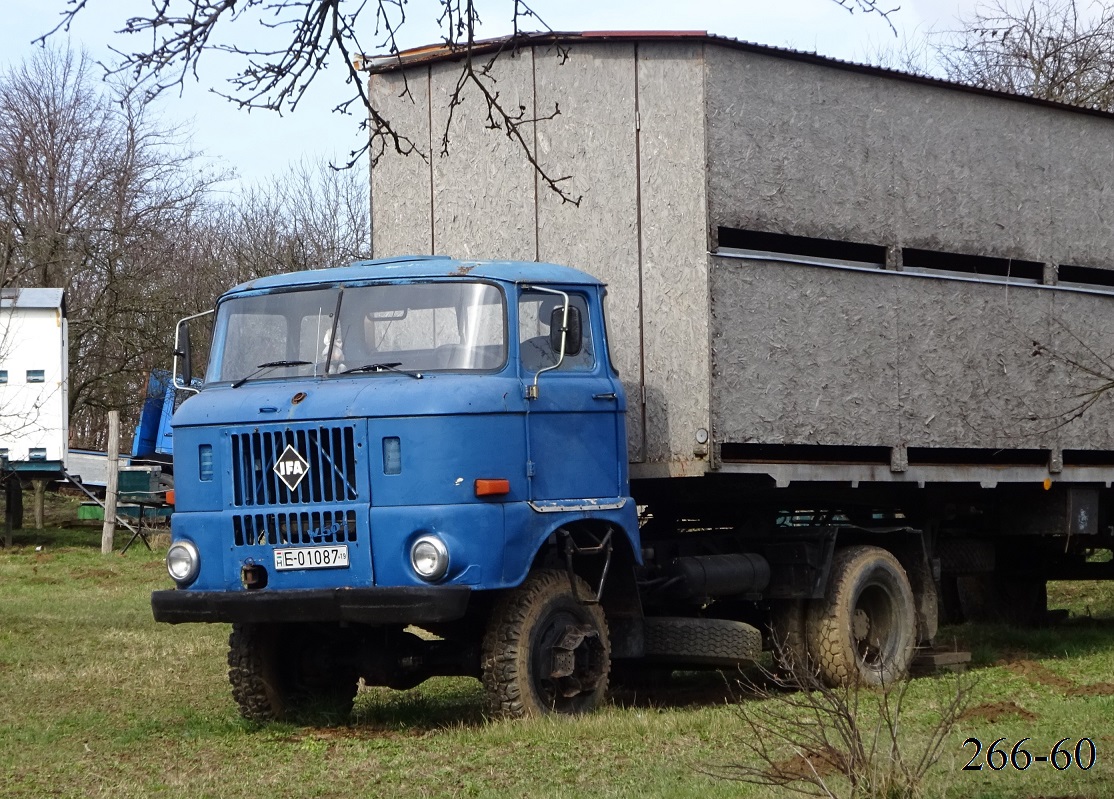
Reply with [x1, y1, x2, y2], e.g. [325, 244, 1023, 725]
[224, 256, 603, 296]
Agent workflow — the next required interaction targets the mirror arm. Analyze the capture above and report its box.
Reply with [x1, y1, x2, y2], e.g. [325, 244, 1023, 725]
[173, 309, 215, 395]
[522, 285, 569, 400]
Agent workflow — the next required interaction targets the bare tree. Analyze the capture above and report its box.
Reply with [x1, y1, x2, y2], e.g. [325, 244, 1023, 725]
[42, 1, 898, 206]
[181, 157, 371, 290]
[239, 157, 373, 273]
[0, 47, 219, 449]
[935, 0, 1114, 109]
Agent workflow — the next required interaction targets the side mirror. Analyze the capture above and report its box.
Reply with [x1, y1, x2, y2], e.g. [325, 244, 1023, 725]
[549, 305, 582, 357]
[171, 309, 213, 395]
[176, 320, 193, 387]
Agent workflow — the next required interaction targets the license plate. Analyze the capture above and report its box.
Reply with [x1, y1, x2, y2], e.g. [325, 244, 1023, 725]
[273, 545, 350, 571]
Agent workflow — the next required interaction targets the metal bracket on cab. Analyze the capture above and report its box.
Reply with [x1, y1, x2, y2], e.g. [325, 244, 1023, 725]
[559, 527, 614, 606]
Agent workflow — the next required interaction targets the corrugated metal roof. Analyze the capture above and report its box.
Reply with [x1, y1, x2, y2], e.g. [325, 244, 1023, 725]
[362, 30, 1114, 122]
[0, 287, 65, 311]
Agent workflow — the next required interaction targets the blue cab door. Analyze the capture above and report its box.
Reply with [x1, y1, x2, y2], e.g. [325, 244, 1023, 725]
[518, 288, 623, 501]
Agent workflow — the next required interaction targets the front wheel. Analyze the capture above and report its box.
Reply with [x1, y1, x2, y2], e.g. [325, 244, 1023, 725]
[228, 622, 359, 723]
[805, 545, 916, 687]
[481, 569, 610, 718]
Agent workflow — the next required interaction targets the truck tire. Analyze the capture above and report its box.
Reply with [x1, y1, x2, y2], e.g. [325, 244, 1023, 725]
[228, 622, 358, 723]
[643, 616, 763, 668]
[805, 545, 916, 688]
[481, 569, 610, 718]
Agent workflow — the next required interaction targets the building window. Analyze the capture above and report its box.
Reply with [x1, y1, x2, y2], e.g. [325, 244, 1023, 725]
[0, 370, 7, 384]
[26, 369, 44, 383]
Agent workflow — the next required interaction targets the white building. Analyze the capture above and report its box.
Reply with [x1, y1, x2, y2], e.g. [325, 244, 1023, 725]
[0, 288, 68, 470]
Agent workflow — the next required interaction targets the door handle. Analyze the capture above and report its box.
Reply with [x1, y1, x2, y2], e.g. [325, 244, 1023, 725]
[593, 392, 617, 400]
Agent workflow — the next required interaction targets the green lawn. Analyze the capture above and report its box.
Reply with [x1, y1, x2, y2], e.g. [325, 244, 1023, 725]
[2, 506, 1113, 798]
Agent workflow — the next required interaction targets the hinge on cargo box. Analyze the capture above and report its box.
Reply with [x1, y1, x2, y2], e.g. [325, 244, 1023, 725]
[526, 461, 536, 478]
[1049, 447, 1063, 474]
[890, 445, 908, 474]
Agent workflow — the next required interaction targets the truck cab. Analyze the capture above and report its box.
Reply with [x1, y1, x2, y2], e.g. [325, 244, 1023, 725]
[153, 256, 641, 719]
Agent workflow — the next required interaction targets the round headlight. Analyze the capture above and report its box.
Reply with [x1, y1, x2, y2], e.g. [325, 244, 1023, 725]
[166, 540, 200, 585]
[410, 535, 449, 581]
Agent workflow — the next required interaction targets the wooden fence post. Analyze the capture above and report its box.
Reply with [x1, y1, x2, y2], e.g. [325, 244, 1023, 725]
[101, 411, 119, 555]
[32, 479, 45, 530]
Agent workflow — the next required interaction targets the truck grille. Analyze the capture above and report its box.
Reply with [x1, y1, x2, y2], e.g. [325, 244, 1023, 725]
[230, 425, 360, 507]
[233, 508, 358, 546]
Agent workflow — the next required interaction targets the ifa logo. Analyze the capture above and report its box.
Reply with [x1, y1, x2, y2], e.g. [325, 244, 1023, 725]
[273, 444, 310, 491]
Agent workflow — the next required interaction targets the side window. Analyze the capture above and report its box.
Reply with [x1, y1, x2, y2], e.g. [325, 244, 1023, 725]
[518, 291, 594, 373]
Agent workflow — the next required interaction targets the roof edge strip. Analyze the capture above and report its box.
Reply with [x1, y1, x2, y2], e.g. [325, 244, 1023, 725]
[361, 30, 1114, 123]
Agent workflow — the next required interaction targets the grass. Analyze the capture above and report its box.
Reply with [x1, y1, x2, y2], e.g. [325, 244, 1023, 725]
[2, 495, 1114, 798]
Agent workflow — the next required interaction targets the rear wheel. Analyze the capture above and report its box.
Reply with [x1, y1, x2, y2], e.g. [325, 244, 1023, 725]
[482, 569, 610, 718]
[805, 545, 916, 687]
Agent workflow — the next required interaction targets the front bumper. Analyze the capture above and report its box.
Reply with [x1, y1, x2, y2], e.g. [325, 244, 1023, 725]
[151, 585, 472, 625]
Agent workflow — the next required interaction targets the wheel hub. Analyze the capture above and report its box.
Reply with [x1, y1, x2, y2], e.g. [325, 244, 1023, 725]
[545, 623, 605, 698]
[852, 608, 871, 641]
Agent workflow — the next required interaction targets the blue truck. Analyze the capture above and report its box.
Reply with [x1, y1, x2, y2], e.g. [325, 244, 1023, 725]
[155, 257, 651, 719]
[153, 254, 1112, 721]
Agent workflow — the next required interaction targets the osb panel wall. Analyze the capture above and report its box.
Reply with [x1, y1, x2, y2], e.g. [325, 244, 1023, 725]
[711, 257, 1114, 451]
[705, 46, 1114, 268]
[533, 41, 711, 471]
[428, 55, 537, 262]
[369, 68, 434, 258]
[711, 258, 901, 446]
[636, 42, 712, 473]
[368, 42, 714, 471]
[533, 43, 645, 460]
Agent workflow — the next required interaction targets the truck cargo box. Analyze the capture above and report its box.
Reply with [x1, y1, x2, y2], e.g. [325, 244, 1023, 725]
[367, 32, 1114, 486]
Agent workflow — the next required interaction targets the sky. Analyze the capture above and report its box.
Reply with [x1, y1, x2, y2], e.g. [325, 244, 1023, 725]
[2, 0, 980, 189]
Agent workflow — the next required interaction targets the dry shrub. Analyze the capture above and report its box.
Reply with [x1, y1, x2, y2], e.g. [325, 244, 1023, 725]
[710, 649, 973, 799]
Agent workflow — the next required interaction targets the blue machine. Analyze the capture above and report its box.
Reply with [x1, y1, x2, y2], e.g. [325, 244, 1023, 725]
[153, 257, 645, 719]
[131, 370, 176, 464]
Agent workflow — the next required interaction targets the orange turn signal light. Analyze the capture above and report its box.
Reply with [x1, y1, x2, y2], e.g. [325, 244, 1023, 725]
[165, 490, 176, 506]
[474, 478, 511, 497]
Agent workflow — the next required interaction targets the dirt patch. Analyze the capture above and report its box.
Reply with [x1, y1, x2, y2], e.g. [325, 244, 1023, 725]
[958, 701, 1037, 723]
[283, 726, 428, 742]
[69, 568, 119, 582]
[1004, 659, 1114, 697]
[1066, 682, 1114, 698]
[1005, 659, 1075, 691]
[767, 750, 841, 781]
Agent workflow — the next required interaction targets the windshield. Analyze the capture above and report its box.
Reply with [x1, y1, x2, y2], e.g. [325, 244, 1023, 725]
[208, 281, 507, 384]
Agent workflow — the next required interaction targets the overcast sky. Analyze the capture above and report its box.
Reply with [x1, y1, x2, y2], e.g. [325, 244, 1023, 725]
[3, 1, 979, 188]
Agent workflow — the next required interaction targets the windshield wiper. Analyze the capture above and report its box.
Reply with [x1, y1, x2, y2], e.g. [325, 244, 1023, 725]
[340, 362, 423, 379]
[231, 360, 312, 388]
